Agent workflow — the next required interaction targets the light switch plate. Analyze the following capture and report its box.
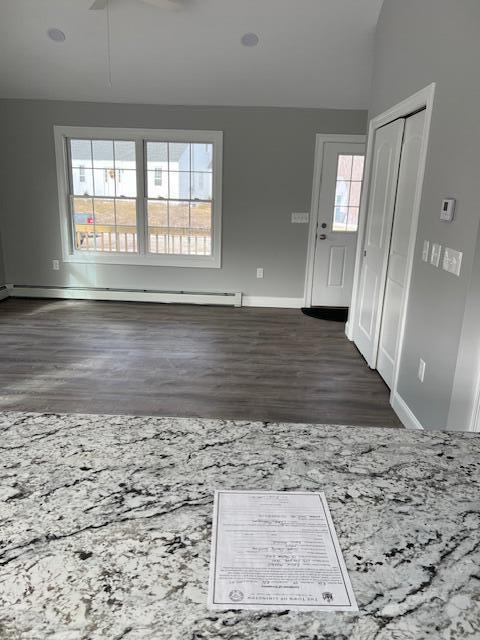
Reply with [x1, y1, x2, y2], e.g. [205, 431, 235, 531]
[422, 240, 430, 262]
[443, 247, 463, 276]
[418, 358, 426, 383]
[430, 243, 442, 268]
[291, 212, 309, 224]
[256, 267, 264, 279]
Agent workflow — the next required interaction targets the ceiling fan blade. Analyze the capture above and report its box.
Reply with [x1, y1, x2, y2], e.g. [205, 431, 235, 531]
[90, 0, 108, 10]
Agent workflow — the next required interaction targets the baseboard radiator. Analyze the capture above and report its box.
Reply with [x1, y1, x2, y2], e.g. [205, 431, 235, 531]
[5, 285, 242, 307]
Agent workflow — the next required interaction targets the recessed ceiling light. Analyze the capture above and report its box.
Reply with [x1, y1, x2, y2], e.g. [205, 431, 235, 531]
[47, 28, 66, 42]
[241, 33, 259, 47]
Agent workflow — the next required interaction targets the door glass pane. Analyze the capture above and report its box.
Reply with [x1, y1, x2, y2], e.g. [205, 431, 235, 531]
[332, 154, 365, 232]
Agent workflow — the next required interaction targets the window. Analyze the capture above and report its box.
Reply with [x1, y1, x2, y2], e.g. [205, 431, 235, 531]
[332, 154, 365, 232]
[146, 141, 213, 256]
[55, 126, 223, 268]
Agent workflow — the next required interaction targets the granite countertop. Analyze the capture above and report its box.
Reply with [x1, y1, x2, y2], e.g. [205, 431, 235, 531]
[0, 411, 479, 639]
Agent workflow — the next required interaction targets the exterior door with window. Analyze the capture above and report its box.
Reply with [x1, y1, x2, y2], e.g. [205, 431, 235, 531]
[311, 143, 365, 307]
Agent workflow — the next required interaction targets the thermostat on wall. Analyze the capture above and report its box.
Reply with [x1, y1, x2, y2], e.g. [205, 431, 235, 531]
[440, 198, 456, 222]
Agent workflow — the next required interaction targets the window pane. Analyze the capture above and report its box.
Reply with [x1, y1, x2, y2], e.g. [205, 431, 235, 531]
[68, 137, 138, 254]
[347, 207, 359, 231]
[93, 168, 116, 197]
[148, 201, 168, 253]
[115, 169, 136, 197]
[114, 140, 136, 171]
[115, 199, 137, 253]
[337, 155, 353, 181]
[73, 197, 95, 250]
[191, 172, 212, 200]
[147, 170, 168, 199]
[70, 140, 92, 168]
[349, 181, 362, 208]
[332, 206, 348, 232]
[92, 140, 114, 168]
[168, 142, 190, 172]
[73, 198, 94, 251]
[192, 143, 213, 172]
[148, 201, 168, 227]
[146, 142, 168, 170]
[93, 198, 115, 225]
[169, 172, 191, 199]
[331, 153, 364, 233]
[190, 202, 212, 231]
[169, 201, 190, 228]
[72, 167, 94, 196]
[352, 155, 365, 181]
[115, 198, 136, 226]
[334, 180, 350, 208]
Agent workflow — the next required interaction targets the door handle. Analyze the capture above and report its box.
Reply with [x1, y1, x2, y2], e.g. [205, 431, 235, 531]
[319, 234, 327, 240]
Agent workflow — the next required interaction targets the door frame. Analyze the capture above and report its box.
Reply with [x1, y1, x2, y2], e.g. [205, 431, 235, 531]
[347, 83, 436, 428]
[304, 134, 366, 308]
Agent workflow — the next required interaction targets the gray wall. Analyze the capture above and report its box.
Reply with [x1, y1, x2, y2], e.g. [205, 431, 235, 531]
[0, 100, 366, 298]
[371, 0, 480, 429]
[0, 229, 5, 285]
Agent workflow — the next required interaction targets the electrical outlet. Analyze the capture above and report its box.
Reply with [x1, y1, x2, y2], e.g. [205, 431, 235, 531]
[422, 240, 430, 262]
[256, 268, 264, 279]
[418, 358, 426, 383]
[52, 260, 60, 271]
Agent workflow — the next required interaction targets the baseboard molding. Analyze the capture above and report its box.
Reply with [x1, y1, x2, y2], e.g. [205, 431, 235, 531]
[6, 286, 305, 310]
[391, 391, 424, 430]
[8, 285, 242, 307]
[242, 296, 304, 309]
[0, 285, 8, 302]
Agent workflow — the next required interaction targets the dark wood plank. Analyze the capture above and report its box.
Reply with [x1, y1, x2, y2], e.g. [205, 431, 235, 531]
[0, 298, 402, 427]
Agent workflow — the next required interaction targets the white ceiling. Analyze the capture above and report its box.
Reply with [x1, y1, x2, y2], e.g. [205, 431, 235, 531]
[0, 0, 383, 109]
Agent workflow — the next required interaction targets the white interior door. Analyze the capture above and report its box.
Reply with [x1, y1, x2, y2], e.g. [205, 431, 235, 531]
[376, 110, 426, 387]
[352, 119, 405, 365]
[311, 142, 365, 307]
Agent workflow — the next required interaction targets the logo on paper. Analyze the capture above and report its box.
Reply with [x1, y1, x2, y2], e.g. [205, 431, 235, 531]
[229, 590, 244, 602]
[322, 592, 334, 602]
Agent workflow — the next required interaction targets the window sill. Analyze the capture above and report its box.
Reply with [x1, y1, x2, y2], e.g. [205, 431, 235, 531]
[62, 252, 221, 269]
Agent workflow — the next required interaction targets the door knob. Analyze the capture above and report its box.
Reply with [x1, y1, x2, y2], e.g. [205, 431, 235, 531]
[319, 234, 327, 240]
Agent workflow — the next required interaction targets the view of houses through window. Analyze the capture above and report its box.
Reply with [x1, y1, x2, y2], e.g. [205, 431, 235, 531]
[69, 137, 214, 256]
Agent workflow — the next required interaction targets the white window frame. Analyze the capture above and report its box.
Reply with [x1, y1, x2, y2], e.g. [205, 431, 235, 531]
[54, 125, 223, 268]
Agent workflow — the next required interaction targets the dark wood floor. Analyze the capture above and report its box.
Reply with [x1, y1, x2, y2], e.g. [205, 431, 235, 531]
[0, 298, 402, 427]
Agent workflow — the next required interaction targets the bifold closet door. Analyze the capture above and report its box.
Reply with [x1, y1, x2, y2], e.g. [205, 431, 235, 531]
[352, 119, 405, 366]
[376, 109, 426, 387]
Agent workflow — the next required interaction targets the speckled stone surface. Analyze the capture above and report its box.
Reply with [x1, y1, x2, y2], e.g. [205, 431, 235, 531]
[0, 411, 479, 640]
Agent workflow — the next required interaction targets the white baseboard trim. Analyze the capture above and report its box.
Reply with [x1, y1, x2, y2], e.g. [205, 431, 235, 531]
[242, 296, 304, 309]
[391, 391, 424, 430]
[6, 286, 305, 310]
[0, 286, 8, 302]
[8, 285, 242, 307]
